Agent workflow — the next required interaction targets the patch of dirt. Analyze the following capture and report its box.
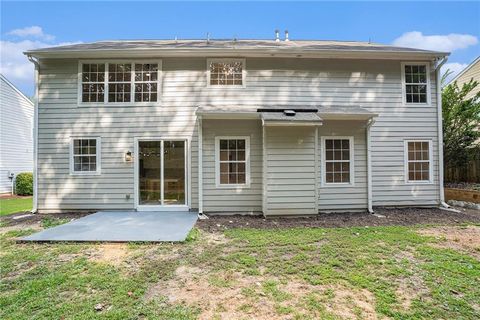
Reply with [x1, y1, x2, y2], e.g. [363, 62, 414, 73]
[0, 220, 43, 235]
[0, 211, 92, 228]
[393, 250, 430, 309]
[418, 226, 480, 259]
[145, 266, 378, 319]
[197, 207, 480, 232]
[86, 244, 129, 264]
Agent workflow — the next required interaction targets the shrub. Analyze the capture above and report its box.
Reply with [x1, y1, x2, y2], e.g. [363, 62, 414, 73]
[15, 172, 33, 196]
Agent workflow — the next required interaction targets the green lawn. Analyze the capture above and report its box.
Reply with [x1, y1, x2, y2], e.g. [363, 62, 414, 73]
[0, 197, 32, 216]
[1, 220, 479, 319]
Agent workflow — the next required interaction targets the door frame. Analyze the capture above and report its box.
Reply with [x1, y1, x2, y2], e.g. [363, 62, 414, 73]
[134, 136, 191, 211]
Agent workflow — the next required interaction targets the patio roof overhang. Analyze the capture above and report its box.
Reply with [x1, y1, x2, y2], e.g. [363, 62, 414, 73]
[196, 105, 378, 122]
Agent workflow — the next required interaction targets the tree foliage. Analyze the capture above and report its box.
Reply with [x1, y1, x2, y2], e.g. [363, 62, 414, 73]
[442, 77, 480, 167]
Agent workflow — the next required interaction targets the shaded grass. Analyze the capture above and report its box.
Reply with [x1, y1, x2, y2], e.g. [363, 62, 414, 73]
[0, 197, 32, 216]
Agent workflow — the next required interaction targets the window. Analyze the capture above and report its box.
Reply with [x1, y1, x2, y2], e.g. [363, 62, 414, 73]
[405, 140, 432, 183]
[79, 61, 160, 104]
[402, 63, 429, 104]
[134, 63, 158, 102]
[70, 138, 101, 175]
[108, 63, 132, 103]
[215, 137, 250, 187]
[208, 59, 245, 86]
[81, 64, 105, 103]
[322, 137, 354, 185]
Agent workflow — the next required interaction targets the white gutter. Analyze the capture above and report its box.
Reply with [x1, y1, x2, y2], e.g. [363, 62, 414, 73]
[25, 49, 448, 61]
[197, 115, 203, 214]
[435, 56, 449, 207]
[27, 55, 39, 213]
[366, 118, 376, 213]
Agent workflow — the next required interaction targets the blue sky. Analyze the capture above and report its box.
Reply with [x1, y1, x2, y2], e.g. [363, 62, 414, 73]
[1, 1, 479, 95]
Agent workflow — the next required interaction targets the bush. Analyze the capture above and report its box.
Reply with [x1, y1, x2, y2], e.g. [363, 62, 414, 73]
[15, 172, 33, 196]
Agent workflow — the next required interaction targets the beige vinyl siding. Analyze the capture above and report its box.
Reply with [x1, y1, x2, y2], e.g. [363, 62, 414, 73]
[36, 57, 440, 212]
[318, 121, 367, 211]
[454, 59, 480, 100]
[265, 127, 317, 216]
[201, 119, 262, 213]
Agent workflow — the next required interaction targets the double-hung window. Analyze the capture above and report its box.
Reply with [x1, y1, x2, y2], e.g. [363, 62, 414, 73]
[402, 63, 429, 104]
[208, 59, 245, 87]
[81, 64, 105, 103]
[80, 61, 160, 104]
[322, 137, 354, 185]
[70, 137, 101, 175]
[215, 137, 250, 187]
[405, 140, 432, 183]
[108, 63, 132, 103]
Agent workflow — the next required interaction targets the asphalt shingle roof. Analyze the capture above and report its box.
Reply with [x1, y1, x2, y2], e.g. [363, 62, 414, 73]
[25, 39, 448, 56]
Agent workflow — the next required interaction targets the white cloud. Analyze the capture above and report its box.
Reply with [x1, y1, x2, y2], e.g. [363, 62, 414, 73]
[442, 62, 469, 84]
[7, 26, 55, 41]
[393, 31, 478, 52]
[0, 39, 81, 94]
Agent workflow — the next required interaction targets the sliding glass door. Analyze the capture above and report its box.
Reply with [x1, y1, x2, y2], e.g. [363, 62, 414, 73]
[138, 140, 186, 208]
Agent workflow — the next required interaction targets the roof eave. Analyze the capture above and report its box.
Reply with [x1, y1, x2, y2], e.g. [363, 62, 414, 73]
[24, 48, 449, 60]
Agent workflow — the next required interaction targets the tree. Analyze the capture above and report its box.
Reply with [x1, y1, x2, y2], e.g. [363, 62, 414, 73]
[442, 77, 480, 168]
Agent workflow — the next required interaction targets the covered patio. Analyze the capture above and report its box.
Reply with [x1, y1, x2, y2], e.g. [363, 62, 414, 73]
[196, 105, 378, 215]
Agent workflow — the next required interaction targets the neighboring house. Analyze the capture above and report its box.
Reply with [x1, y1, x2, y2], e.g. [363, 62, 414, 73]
[25, 37, 449, 215]
[447, 56, 480, 99]
[0, 74, 34, 194]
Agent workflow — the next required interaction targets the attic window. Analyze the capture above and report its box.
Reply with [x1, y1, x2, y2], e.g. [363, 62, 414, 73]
[208, 59, 245, 87]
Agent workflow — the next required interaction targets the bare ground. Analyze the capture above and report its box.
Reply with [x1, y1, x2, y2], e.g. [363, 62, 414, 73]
[418, 225, 480, 259]
[197, 207, 480, 232]
[144, 265, 378, 320]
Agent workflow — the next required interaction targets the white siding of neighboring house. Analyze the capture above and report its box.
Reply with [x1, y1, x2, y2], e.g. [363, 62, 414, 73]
[0, 75, 34, 194]
[36, 57, 439, 212]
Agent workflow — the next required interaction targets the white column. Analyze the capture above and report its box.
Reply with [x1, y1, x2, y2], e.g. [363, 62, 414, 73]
[198, 116, 203, 213]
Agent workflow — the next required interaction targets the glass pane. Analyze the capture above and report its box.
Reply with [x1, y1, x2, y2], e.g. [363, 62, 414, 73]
[326, 172, 334, 183]
[220, 174, 229, 184]
[220, 140, 228, 149]
[237, 173, 246, 184]
[164, 141, 185, 205]
[139, 141, 161, 205]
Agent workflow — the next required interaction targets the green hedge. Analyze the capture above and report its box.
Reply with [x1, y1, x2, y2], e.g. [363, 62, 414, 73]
[15, 172, 33, 196]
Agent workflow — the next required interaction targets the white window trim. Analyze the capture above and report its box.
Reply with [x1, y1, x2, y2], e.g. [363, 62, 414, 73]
[401, 62, 431, 106]
[206, 58, 246, 88]
[77, 60, 162, 107]
[404, 139, 433, 184]
[69, 137, 101, 175]
[215, 136, 251, 188]
[321, 136, 355, 187]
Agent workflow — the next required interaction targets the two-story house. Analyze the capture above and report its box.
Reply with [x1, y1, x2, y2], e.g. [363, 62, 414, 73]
[25, 37, 449, 215]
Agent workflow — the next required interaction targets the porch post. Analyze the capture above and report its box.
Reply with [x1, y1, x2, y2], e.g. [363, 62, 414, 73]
[314, 126, 319, 214]
[198, 116, 203, 213]
[366, 118, 376, 213]
[262, 124, 267, 215]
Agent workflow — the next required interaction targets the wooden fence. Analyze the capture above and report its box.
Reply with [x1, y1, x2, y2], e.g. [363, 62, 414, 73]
[445, 156, 480, 183]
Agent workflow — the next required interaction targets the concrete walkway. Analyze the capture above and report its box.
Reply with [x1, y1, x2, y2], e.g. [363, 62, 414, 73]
[21, 211, 198, 242]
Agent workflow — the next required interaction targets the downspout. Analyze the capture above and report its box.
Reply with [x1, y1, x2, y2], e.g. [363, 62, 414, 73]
[27, 54, 39, 214]
[366, 118, 376, 213]
[197, 115, 203, 214]
[434, 56, 449, 208]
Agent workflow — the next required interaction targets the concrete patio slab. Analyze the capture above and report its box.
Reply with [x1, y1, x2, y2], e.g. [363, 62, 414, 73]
[21, 211, 198, 242]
